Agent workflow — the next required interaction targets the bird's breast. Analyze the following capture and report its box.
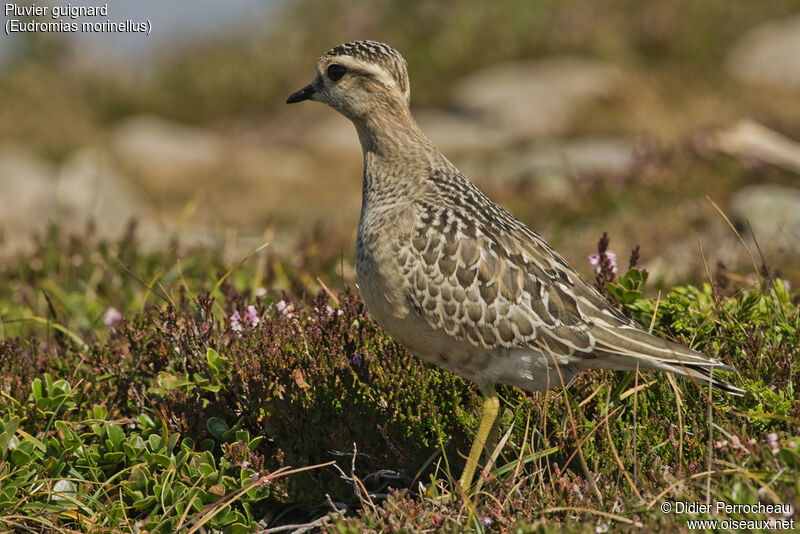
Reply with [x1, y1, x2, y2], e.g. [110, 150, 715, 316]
[355, 211, 410, 326]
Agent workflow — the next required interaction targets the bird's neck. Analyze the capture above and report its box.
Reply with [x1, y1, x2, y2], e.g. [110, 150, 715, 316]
[353, 105, 432, 159]
[353, 106, 442, 202]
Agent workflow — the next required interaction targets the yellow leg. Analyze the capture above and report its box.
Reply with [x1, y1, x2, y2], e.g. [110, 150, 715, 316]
[459, 389, 500, 490]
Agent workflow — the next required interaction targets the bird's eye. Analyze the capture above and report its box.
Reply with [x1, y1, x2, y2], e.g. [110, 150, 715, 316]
[327, 64, 347, 81]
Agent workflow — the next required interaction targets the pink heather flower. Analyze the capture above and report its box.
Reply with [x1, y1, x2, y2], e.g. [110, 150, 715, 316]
[588, 251, 617, 275]
[246, 305, 259, 327]
[230, 310, 243, 332]
[103, 307, 122, 327]
[480, 517, 492, 528]
[256, 287, 268, 297]
[767, 432, 780, 455]
[275, 299, 296, 318]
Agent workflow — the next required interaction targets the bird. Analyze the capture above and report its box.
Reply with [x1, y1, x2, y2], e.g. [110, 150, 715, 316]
[286, 40, 742, 491]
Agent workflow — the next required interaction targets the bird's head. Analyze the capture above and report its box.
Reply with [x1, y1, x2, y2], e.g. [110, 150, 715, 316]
[286, 40, 411, 121]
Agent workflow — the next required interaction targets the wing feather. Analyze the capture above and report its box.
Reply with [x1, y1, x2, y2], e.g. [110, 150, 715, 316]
[398, 173, 740, 394]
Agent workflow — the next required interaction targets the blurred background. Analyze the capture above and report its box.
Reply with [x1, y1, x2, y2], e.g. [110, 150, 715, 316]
[1, 0, 799, 289]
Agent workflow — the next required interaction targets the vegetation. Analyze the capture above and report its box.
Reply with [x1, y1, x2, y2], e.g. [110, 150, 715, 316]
[1, 0, 799, 532]
[0, 227, 797, 532]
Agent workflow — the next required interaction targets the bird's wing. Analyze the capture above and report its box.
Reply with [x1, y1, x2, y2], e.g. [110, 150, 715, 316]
[400, 181, 741, 394]
[399, 196, 600, 357]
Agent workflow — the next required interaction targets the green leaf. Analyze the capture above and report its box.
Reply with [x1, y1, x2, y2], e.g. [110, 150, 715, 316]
[215, 506, 238, 525]
[51, 479, 77, 501]
[166, 432, 180, 452]
[31, 378, 43, 401]
[175, 449, 189, 468]
[0, 416, 20, 453]
[124, 489, 144, 501]
[150, 453, 172, 469]
[778, 446, 800, 468]
[606, 283, 625, 302]
[52, 379, 71, 396]
[148, 434, 163, 452]
[105, 423, 125, 450]
[133, 495, 156, 510]
[10, 448, 31, 466]
[162, 484, 174, 505]
[128, 466, 150, 488]
[103, 451, 125, 464]
[123, 443, 141, 459]
[247, 436, 263, 451]
[206, 418, 230, 441]
[207, 348, 227, 375]
[138, 413, 155, 429]
[621, 289, 642, 304]
[224, 522, 253, 534]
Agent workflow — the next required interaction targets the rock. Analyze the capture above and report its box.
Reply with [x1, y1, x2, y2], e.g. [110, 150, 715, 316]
[0, 145, 55, 246]
[0, 145, 171, 252]
[414, 109, 512, 154]
[112, 115, 223, 179]
[56, 148, 162, 243]
[644, 227, 747, 287]
[506, 136, 637, 180]
[489, 137, 638, 199]
[306, 107, 513, 158]
[649, 185, 800, 285]
[713, 120, 800, 175]
[450, 57, 625, 139]
[727, 14, 800, 92]
[731, 184, 800, 252]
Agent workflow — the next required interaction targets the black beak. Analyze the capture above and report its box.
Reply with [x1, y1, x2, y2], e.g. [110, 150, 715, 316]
[286, 84, 316, 104]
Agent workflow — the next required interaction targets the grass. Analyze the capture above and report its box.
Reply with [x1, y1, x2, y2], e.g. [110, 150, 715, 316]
[0, 225, 797, 532]
[1, 1, 799, 531]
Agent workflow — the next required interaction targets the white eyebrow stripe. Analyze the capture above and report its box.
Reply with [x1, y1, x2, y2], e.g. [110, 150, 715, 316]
[325, 55, 401, 93]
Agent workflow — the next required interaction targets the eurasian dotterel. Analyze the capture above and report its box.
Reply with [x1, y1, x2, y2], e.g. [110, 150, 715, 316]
[286, 40, 741, 491]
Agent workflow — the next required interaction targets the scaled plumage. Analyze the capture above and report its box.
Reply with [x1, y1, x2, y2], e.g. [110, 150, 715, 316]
[287, 40, 741, 490]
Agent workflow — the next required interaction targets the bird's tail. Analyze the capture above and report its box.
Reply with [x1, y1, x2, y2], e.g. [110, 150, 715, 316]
[583, 324, 744, 396]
